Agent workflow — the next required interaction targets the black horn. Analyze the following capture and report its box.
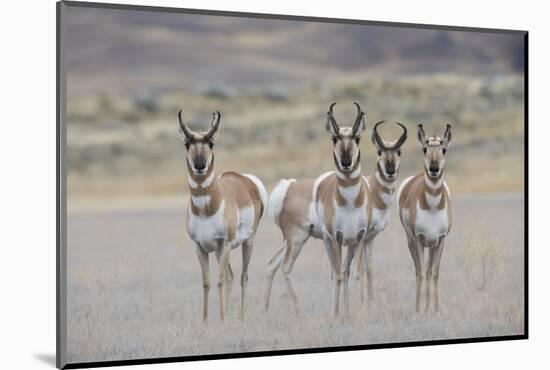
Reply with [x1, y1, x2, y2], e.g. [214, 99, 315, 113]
[352, 102, 365, 136]
[205, 111, 221, 141]
[443, 123, 452, 146]
[327, 102, 340, 134]
[177, 109, 194, 139]
[372, 120, 388, 149]
[392, 122, 408, 149]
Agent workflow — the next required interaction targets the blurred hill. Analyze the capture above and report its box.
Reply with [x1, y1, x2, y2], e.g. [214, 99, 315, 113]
[66, 74, 524, 200]
[65, 6, 524, 97]
[63, 6, 524, 203]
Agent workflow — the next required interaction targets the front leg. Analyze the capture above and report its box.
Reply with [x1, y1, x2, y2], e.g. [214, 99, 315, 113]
[364, 237, 374, 305]
[216, 239, 231, 321]
[432, 237, 446, 313]
[322, 234, 342, 318]
[195, 244, 210, 323]
[343, 229, 365, 314]
[355, 242, 366, 303]
[407, 234, 424, 314]
[342, 242, 359, 314]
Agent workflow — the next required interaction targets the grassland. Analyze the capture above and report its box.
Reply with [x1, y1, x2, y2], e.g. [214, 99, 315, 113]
[66, 193, 524, 363]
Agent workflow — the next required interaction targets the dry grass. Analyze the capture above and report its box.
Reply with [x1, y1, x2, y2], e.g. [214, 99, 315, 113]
[66, 193, 525, 363]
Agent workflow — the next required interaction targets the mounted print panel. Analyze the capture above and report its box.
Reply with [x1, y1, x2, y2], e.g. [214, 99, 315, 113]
[57, 1, 527, 368]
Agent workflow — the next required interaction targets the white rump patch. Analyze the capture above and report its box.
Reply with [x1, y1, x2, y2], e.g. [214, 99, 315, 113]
[268, 178, 295, 226]
[244, 173, 268, 213]
[192, 195, 211, 209]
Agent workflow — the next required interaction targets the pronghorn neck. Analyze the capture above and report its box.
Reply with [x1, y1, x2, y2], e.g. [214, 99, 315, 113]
[335, 163, 365, 208]
[335, 159, 362, 187]
[373, 162, 397, 194]
[187, 162, 221, 216]
[364, 164, 397, 211]
[422, 170, 445, 210]
[423, 169, 444, 194]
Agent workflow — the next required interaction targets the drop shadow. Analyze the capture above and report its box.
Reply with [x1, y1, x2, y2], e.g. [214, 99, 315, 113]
[34, 353, 56, 367]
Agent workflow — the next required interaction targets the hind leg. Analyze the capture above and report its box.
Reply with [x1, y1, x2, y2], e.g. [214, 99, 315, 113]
[226, 263, 234, 313]
[364, 238, 374, 304]
[240, 238, 254, 320]
[263, 243, 286, 312]
[281, 229, 309, 313]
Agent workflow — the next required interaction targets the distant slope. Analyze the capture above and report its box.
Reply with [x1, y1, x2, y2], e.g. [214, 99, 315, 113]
[65, 6, 524, 97]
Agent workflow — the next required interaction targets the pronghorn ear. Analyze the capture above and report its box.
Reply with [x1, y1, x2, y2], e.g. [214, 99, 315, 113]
[416, 124, 427, 148]
[178, 127, 189, 143]
[356, 113, 367, 136]
[444, 124, 452, 147]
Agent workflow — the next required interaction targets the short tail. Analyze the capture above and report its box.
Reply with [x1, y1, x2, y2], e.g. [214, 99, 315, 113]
[243, 174, 268, 217]
[268, 179, 296, 226]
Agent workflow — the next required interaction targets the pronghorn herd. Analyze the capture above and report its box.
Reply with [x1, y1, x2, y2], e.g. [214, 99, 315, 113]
[178, 103, 453, 321]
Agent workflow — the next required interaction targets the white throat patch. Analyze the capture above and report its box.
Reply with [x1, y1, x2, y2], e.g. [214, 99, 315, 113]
[338, 183, 361, 206]
[425, 192, 442, 209]
[192, 195, 211, 209]
[375, 171, 396, 190]
[424, 172, 443, 190]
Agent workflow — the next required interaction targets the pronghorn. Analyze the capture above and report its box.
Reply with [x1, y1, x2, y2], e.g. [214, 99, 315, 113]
[263, 102, 367, 317]
[397, 124, 453, 313]
[178, 110, 267, 322]
[355, 121, 408, 304]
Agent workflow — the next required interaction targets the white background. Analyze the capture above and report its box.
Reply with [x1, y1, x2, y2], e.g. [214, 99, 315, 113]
[0, 0, 545, 368]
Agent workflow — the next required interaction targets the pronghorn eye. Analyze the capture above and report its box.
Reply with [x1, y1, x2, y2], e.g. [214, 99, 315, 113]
[377, 150, 382, 156]
[397, 150, 402, 156]
[208, 141, 214, 149]
[442, 147, 447, 155]
[423, 147, 427, 154]
[332, 136, 338, 144]
[184, 141, 190, 150]
[355, 136, 360, 144]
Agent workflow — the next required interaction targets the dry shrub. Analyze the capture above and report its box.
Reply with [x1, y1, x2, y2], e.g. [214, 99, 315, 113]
[457, 227, 505, 291]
